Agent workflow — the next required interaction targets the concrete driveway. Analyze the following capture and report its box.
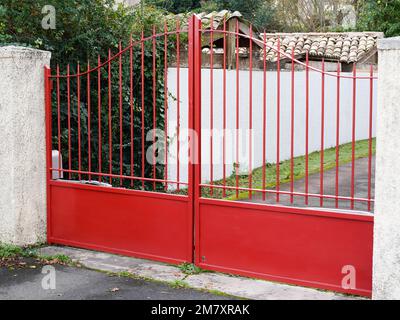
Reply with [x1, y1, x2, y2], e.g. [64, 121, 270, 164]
[245, 156, 375, 213]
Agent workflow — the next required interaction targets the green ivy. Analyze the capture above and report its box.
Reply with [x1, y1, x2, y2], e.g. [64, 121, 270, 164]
[1, 0, 181, 190]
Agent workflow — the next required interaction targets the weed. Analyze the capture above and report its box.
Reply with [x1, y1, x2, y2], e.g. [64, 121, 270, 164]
[178, 263, 203, 275]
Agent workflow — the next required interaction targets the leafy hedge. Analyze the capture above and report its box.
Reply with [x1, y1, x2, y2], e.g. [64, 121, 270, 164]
[1, 0, 180, 190]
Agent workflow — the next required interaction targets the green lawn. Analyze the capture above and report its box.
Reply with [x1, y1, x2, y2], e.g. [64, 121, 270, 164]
[201, 138, 376, 200]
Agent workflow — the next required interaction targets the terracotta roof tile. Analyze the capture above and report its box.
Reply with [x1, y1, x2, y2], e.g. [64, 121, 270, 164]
[170, 10, 243, 30]
[259, 32, 383, 63]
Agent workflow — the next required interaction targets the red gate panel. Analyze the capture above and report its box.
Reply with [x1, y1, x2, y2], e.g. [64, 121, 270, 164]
[195, 199, 373, 296]
[45, 23, 194, 265]
[190, 16, 375, 297]
[48, 181, 193, 264]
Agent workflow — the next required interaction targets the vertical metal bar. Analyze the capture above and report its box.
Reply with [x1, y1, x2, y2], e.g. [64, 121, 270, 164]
[305, 52, 309, 205]
[130, 36, 134, 186]
[141, 31, 145, 189]
[77, 63, 81, 180]
[262, 32, 267, 201]
[335, 62, 340, 208]
[209, 15, 214, 196]
[177, 20, 181, 191]
[187, 15, 195, 262]
[192, 15, 202, 264]
[290, 47, 295, 204]
[67, 64, 71, 179]
[235, 19, 240, 199]
[320, 59, 325, 207]
[164, 22, 169, 190]
[98, 56, 102, 182]
[222, 17, 227, 198]
[87, 61, 91, 181]
[44, 66, 53, 241]
[351, 64, 357, 209]
[368, 65, 374, 211]
[56, 65, 61, 177]
[276, 38, 281, 203]
[248, 24, 253, 199]
[152, 26, 157, 190]
[119, 42, 123, 186]
[108, 49, 112, 184]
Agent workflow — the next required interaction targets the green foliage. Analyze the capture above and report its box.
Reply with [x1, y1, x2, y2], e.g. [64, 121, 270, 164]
[0, 0, 136, 67]
[169, 279, 190, 289]
[39, 254, 73, 264]
[357, 0, 400, 36]
[145, 0, 201, 13]
[0, 243, 24, 258]
[178, 263, 203, 275]
[0, 1, 179, 190]
[201, 0, 278, 30]
[0, 243, 38, 258]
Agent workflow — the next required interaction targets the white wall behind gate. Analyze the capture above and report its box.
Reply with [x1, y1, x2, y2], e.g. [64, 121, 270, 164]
[166, 67, 377, 187]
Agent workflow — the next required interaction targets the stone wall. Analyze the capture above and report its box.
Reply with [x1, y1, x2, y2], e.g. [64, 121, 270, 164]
[0, 46, 51, 245]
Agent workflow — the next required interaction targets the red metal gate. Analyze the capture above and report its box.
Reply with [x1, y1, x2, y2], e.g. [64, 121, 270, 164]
[45, 15, 375, 297]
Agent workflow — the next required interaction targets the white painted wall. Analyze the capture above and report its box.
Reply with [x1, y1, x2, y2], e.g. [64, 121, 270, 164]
[0, 46, 51, 245]
[166, 67, 377, 187]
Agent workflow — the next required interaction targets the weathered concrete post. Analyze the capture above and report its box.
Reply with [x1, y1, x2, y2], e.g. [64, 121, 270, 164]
[373, 37, 400, 299]
[0, 46, 51, 245]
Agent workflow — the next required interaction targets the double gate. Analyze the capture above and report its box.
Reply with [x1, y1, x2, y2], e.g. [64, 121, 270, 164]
[45, 16, 375, 297]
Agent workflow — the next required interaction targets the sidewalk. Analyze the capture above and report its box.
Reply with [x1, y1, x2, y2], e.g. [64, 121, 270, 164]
[0, 258, 231, 300]
[35, 246, 361, 300]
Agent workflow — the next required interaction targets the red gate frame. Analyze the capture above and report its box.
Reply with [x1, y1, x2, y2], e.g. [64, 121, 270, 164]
[189, 16, 373, 297]
[45, 15, 374, 297]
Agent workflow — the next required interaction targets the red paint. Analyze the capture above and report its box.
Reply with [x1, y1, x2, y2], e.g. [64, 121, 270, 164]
[262, 32, 267, 201]
[164, 23, 169, 191]
[67, 64, 71, 179]
[119, 42, 123, 186]
[87, 61, 92, 181]
[248, 25, 253, 199]
[152, 27, 157, 190]
[48, 181, 193, 264]
[368, 65, 374, 211]
[351, 65, 357, 209]
[141, 32, 145, 189]
[44, 66, 52, 243]
[77, 63, 81, 180]
[290, 48, 295, 203]
[176, 20, 181, 191]
[235, 20, 240, 199]
[47, 16, 375, 297]
[56, 65, 61, 175]
[98, 56, 102, 181]
[320, 60, 325, 207]
[108, 49, 112, 184]
[222, 17, 227, 198]
[305, 53, 309, 205]
[335, 62, 341, 208]
[130, 36, 134, 186]
[209, 16, 214, 196]
[276, 38, 281, 203]
[196, 198, 373, 297]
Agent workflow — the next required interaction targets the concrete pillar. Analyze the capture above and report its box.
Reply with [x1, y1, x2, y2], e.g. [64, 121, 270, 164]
[373, 37, 400, 299]
[0, 46, 51, 245]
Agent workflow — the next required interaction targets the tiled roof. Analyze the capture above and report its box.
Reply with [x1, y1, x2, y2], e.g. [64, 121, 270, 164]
[258, 32, 383, 63]
[170, 10, 243, 30]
